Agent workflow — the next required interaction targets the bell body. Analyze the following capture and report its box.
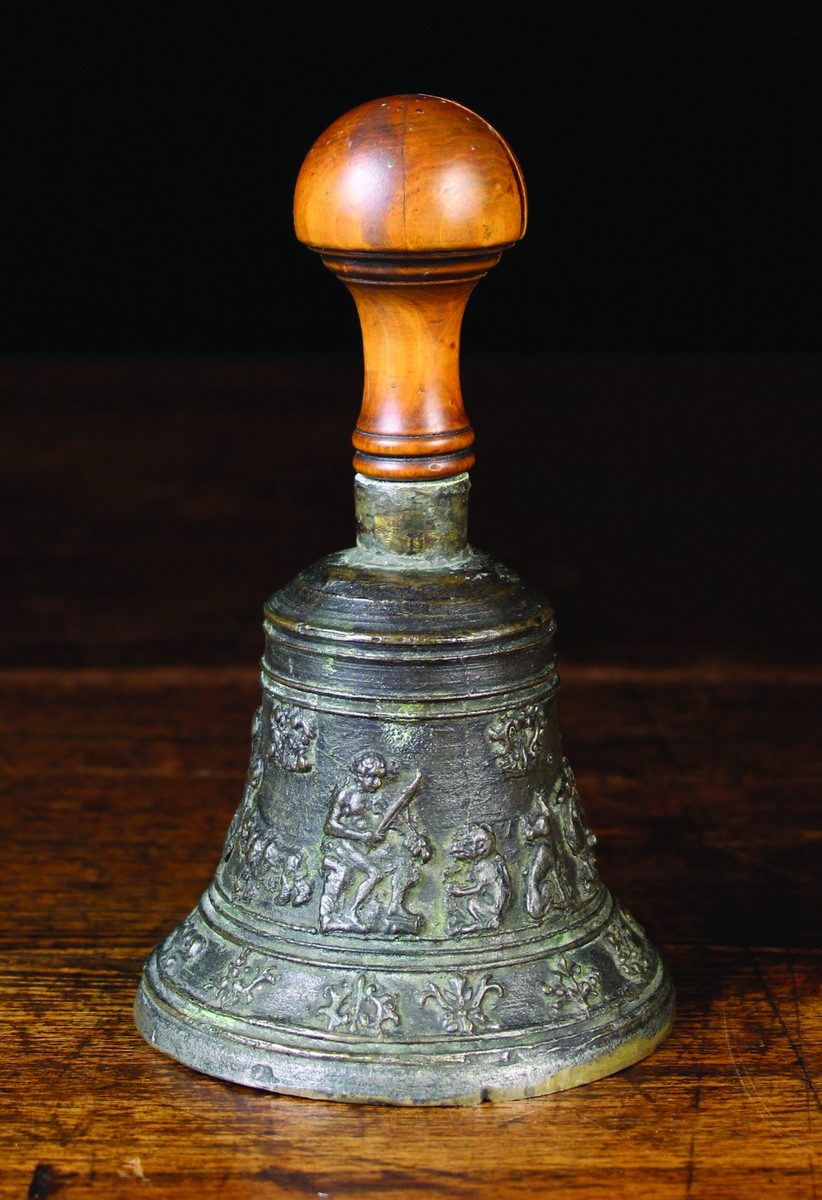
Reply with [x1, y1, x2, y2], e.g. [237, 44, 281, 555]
[135, 96, 673, 1104]
[135, 477, 673, 1104]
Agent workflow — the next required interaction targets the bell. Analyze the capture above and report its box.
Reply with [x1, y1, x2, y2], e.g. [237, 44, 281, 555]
[134, 94, 674, 1104]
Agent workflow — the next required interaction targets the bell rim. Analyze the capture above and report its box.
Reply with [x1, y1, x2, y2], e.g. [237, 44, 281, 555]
[135, 954, 674, 1106]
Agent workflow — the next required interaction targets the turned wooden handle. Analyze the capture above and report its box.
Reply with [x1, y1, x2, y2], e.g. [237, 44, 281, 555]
[294, 94, 527, 480]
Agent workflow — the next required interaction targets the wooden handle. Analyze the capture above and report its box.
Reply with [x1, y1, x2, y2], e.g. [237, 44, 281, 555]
[294, 95, 527, 480]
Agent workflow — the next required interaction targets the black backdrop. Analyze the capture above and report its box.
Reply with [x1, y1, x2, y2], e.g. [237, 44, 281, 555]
[4, 6, 820, 357]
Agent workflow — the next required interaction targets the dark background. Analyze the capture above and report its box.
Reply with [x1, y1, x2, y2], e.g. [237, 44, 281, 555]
[4, 6, 820, 357]
[2, 7, 820, 672]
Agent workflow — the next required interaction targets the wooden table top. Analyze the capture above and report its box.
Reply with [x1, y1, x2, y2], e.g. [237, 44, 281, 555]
[1, 358, 820, 1198]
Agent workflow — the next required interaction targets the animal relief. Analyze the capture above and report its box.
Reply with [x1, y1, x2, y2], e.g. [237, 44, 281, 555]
[444, 823, 511, 935]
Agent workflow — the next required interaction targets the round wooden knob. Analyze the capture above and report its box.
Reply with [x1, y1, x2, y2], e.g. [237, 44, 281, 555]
[294, 95, 527, 480]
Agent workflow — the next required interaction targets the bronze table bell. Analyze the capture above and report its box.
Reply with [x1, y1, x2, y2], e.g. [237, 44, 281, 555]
[135, 94, 674, 1104]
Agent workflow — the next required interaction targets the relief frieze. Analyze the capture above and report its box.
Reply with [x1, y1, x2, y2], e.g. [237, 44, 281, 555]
[203, 947, 277, 1009]
[444, 823, 511, 935]
[317, 972, 401, 1036]
[421, 973, 504, 1034]
[319, 753, 430, 935]
[542, 953, 600, 1016]
[268, 702, 317, 773]
[486, 704, 548, 774]
[160, 914, 206, 976]
[606, 907, 652, 981]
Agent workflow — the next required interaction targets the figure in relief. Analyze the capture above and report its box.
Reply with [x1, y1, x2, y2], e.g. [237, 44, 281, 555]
[319, 753, 431, 935]
[522, 792, 573, 920]
[223, 699, 315, 872]
[271, 850, 313, 907]
[222, 705, 266, 864]
[232, 822, 313, 908]
[552, 759, 598, 899]
[444, 823, 511, 935]
[219, 703, 314, 907]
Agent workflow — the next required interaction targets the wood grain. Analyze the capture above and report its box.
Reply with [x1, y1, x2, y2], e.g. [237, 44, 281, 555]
[1, 357, 818, 670]
[1, 666, 820, 1198]
[293, 95, 526, 255]
[294, 95, 527, 479]
[1, 356, 820, 1196]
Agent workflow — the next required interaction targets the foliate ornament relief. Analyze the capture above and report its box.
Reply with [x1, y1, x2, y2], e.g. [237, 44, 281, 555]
[268, 702, 317, 773]
[542, 953, 601, 1016]
[203, 947, 277, 1009]
[317, 973, 401, 1037]
[319, 753, 431, 936]
[486, 704, 549, 775]
[161, 914, 206, 976]
[444, 824, 511, 935]
[421, 973, 504, 1034]
[606, 907, 653, 981]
